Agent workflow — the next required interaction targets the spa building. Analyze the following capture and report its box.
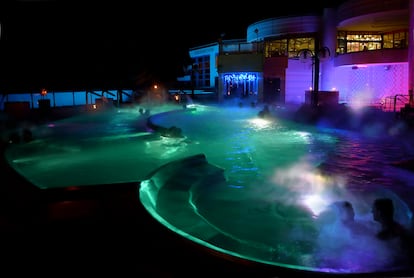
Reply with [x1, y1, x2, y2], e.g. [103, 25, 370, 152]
[184, 0, 414, 112]
[1, 0, 413, 116]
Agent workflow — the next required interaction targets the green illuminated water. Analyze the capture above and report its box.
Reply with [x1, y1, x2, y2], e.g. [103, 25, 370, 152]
[5, 103, 414, 274]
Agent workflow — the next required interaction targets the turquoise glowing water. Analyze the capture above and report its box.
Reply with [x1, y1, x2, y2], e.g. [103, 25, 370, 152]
[5, 103, 414, 274]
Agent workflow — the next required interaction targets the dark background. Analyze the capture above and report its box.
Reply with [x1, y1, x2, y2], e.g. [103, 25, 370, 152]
[0, 0, 345, 92]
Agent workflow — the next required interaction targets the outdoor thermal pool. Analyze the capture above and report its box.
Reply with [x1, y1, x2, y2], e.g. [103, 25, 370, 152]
[4, 103, 414, 275]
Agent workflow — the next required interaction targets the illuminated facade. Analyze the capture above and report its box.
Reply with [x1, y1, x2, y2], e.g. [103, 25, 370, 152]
[187, 0, 413, 111]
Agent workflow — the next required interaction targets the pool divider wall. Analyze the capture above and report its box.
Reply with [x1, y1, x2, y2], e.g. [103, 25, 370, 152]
[145, 107, 197, 136]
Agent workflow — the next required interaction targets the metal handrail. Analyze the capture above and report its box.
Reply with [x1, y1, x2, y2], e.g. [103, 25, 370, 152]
[382, 94, 410, 112]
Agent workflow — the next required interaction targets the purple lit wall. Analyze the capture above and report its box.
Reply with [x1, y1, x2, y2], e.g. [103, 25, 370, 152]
[285, 60, 313, 104]
[284, 61, 408, 109]
[333, 63, 408, 108]
[408, 0, 414, 92]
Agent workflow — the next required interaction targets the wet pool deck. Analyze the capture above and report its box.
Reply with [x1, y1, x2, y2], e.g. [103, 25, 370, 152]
[1, 104, 414, 277]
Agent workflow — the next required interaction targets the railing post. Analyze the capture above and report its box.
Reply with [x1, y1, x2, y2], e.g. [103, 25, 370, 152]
[394, 95, 397, 112]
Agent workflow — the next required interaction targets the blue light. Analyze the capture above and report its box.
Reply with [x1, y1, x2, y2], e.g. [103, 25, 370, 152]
[224, 73, 257, 83]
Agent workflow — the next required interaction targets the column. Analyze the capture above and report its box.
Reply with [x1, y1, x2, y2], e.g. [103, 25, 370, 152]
[409, 0, 414, 105]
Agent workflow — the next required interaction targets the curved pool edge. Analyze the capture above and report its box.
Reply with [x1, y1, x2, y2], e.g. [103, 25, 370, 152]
[138, 153, 414, 277]
[2, 105, 414, 277]
[0, 142, 329, 277]
[1, 142, 413, 277]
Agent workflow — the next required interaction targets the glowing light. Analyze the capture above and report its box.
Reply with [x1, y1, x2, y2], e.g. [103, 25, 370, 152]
[140, 180, 157, 207]
[40, 88, 47, 96]
[8, 103, 413, 273]
[271, 158, 348, 218]
[302, 193, 330, 216]
[186, 103, 197, 109]
[224, 73, 257, 83]
[247, 117, 273, 130]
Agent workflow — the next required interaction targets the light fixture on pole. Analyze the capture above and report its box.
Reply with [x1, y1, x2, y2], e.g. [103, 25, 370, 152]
[297, 46, 330, 107]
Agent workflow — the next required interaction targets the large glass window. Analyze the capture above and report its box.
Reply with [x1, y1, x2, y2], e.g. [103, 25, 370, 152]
[192, 55, 210, 88]
[337, 31, 347, 54]
[346, 33, 382, 53]
[383, 31, 407, 49]
[264, 39, 288, 57]
[336, 30, 408, 54]
[383, 33, 394, 48]
[288, 37, 315, 58]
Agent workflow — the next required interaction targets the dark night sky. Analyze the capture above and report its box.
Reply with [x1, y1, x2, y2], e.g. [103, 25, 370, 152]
[0, 0, 345, 92]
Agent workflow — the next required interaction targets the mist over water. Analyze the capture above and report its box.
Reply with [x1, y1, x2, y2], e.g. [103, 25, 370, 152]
[147, 104, 414, 273]
[181, 154, 412, 273]
[5, 103, 414, 273]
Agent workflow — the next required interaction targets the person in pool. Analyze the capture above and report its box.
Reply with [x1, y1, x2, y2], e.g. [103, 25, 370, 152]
[372, 198, 411, 240]
[333, 200, 372, 236]
[337, 201, 355, 225]
[372, 197, 414, 266]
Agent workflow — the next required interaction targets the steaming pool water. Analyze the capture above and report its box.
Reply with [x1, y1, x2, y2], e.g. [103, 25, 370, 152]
[5, 103, 414, 275]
